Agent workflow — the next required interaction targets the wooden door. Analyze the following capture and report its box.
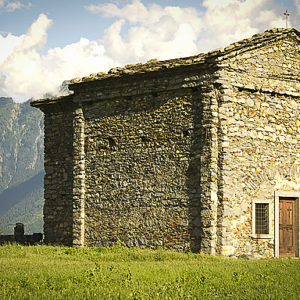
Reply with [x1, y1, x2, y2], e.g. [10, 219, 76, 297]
[279, 199, 295, 257]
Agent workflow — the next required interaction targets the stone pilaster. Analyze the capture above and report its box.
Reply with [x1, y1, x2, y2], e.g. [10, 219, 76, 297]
[199, 89, 220, 255]
[72, 106, 85, 247]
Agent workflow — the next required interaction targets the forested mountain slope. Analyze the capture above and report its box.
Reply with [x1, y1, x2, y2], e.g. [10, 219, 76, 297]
[0, 97, 44, 234]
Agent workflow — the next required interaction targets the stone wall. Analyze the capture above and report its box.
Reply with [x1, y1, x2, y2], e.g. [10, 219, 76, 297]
[215, 33, 300, 257]
[77, 61, 222, 252]
[0, 235, 14, 245]
[0, 223, 43, 245]
[31, 28, 300, 256]
[37, 61, 222, 253]
[83, 90, 204, 251]
[42, 98, 75, 246]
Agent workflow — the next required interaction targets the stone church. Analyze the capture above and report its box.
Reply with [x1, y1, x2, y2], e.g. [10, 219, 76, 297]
[31, 28, 300, 258]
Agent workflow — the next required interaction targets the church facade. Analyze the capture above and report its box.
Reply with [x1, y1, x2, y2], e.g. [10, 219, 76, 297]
[31, 28, 300, 258]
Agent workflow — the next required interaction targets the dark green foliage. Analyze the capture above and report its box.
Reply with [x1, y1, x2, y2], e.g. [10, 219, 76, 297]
[0, 245, 299, 299]
[0, 97, 44, 234]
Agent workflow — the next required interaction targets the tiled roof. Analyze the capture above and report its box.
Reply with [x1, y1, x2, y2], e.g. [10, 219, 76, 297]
[68, 28, 299, 86]
[31, 28, 299, 107]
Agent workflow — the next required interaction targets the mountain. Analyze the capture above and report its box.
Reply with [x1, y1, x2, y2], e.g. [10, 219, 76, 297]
[0, 97, 44, 234]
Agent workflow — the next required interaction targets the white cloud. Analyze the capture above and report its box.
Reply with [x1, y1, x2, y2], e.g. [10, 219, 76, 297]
[0, 0, 31, 12]
[6, 1, 22, 12]
[296, 0, 300, 13]
[88, 0, 203, 63]
[88, 0, 299, 57]
[1, 0, 299, 102]
[0, 33, 22, 64]
[0, 14, 52, 99]
[292, 0, 300, 28]
[43, 38, 114, 88]
[198, 0, 288, 52]
[0, 14, 115, 101]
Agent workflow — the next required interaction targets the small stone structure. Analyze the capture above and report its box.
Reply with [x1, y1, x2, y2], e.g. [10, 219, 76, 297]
[31, 28, 300, 258]
[0, 223, 43, 245]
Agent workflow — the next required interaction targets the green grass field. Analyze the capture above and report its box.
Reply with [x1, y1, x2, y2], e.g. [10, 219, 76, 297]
[0, 244, 299, 299]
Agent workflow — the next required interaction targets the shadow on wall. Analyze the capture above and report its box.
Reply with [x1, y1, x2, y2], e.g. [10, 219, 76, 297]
[44, 60, 224, 251]
[184, 54, 223, 253]
[186, 85, 225, 253]
[186, 88, 207, 252]
[80, 79, 221, 251]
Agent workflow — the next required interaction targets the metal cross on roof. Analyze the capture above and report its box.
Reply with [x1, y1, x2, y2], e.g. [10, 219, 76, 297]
[284, 9, 290, 28]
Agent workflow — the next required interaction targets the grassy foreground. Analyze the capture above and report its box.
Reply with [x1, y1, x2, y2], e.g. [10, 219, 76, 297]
[0, 244, 299, 299]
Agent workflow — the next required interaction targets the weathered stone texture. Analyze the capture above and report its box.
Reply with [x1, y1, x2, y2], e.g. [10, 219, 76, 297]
[42, 101, 75, 246]
[82, 89, 215, 251]
[216, 34, 300, 257]
[31, 28, 300, 257]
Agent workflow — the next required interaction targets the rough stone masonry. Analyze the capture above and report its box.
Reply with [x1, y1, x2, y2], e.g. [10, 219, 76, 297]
[31, 28, 300, 258]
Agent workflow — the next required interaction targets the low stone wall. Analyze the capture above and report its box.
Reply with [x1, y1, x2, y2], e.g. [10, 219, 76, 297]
[0, 224, 43, 245]
[0, 234, 43, 245]
[0, 235, 15, 245]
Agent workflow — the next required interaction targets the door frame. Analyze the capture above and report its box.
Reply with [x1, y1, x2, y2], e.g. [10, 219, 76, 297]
[274, 191, 300, 257]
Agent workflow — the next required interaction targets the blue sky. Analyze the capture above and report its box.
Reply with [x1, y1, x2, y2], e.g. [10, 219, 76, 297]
[0, 0, 299, 101]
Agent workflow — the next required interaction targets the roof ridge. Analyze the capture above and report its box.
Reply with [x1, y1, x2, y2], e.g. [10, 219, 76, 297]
[66, 28, 299, 85]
